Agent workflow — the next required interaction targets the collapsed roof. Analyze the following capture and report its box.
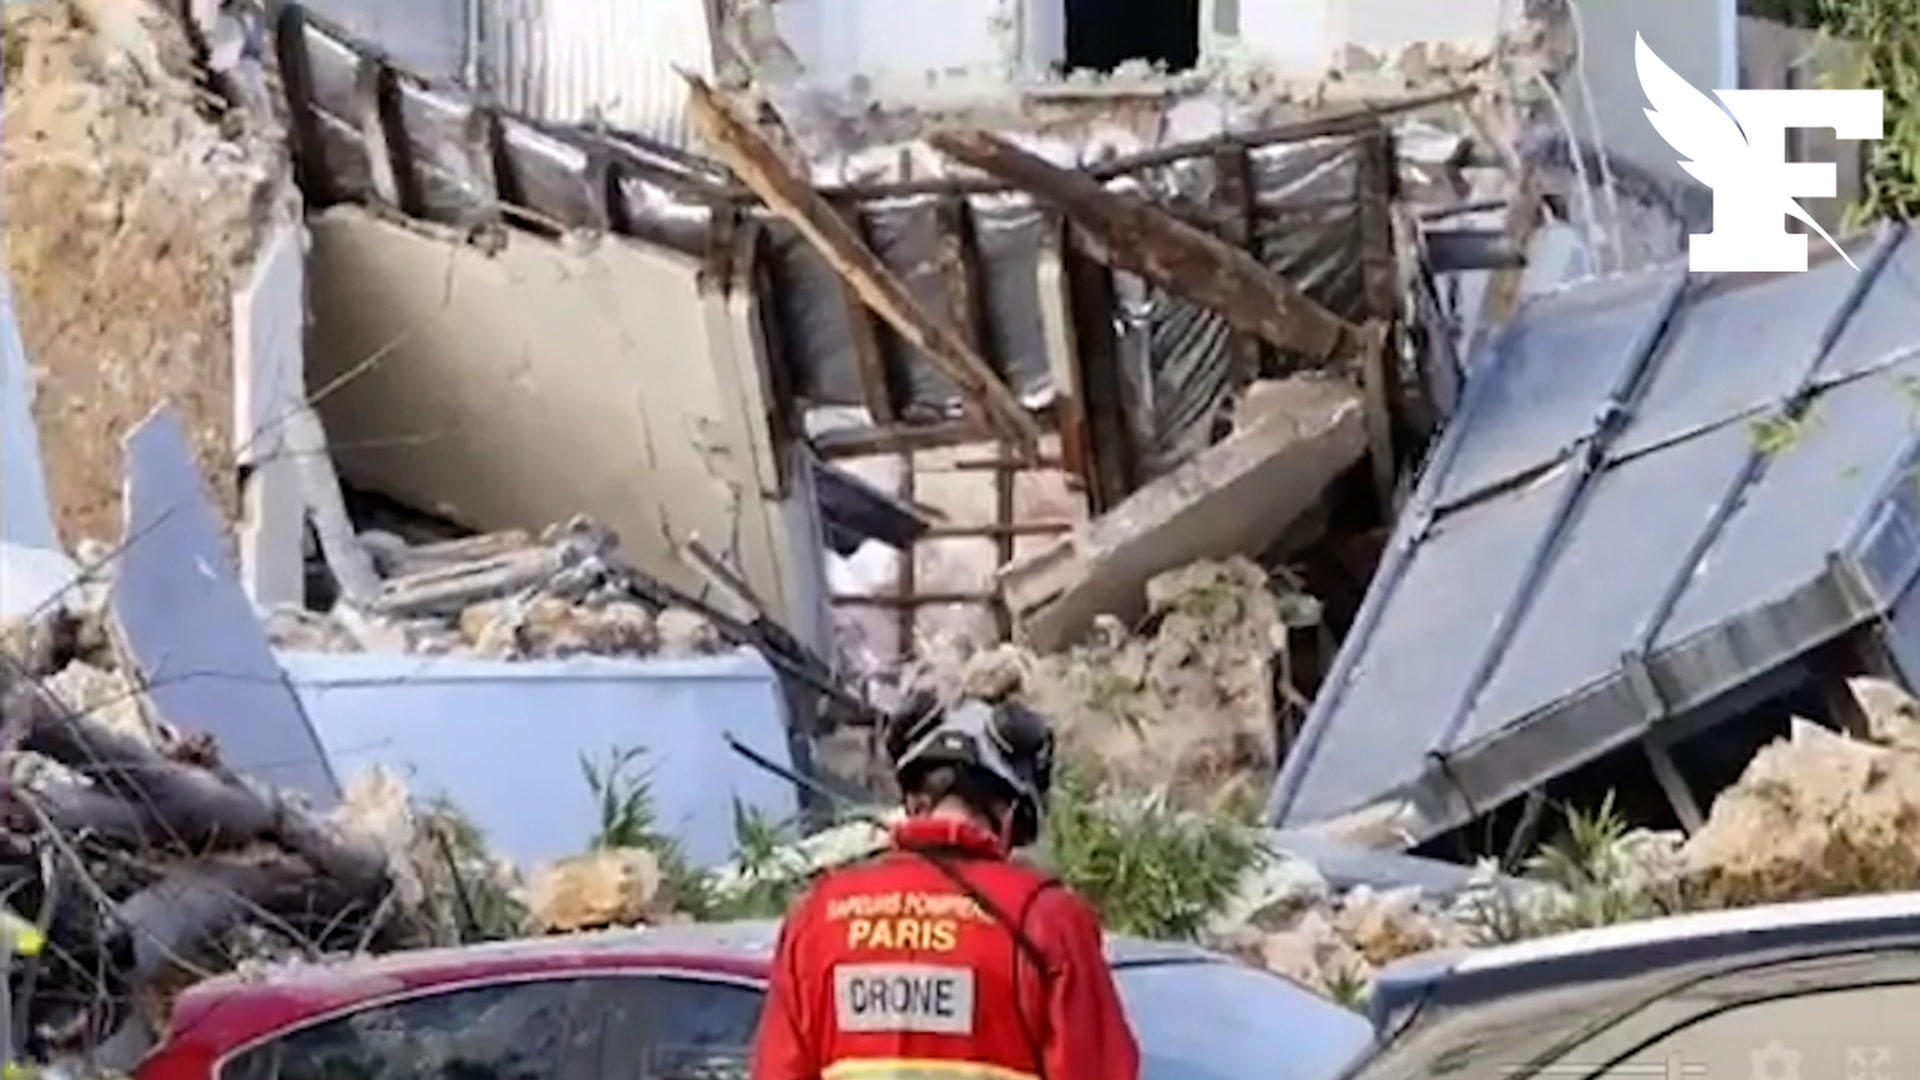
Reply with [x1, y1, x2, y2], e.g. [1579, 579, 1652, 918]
[1270, 221, 1920, 844]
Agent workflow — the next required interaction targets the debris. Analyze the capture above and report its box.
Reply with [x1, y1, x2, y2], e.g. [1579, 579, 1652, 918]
[0, 629, 424, 1066]
[927, 130, 1358, 359]
[683, 74, 1042, 458]
[112, 407, 340, 807]
[3, 0, 280, 548]
[917, 557, 1303, 806]
[1680, 695, 1920, 907]
[1000, 377, 1364, 652]
[529, 849, 667, 933]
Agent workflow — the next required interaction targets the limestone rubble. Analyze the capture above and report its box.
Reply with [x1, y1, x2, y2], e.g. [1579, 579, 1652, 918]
[3, 0, 280, 547]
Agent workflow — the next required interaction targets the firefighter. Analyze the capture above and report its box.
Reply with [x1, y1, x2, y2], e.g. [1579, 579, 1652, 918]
[750, 693, 1141, 1080]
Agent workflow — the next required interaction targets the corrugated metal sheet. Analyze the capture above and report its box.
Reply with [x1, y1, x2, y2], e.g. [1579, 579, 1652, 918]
[1268, 221, 1920, 842]
[294, 0, 469, 81]
[487, 0, 716, 151]
[276, 10, 1396, 482]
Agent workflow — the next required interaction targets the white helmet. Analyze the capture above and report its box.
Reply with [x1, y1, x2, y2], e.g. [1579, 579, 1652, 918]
[885, 695, 1056, 847]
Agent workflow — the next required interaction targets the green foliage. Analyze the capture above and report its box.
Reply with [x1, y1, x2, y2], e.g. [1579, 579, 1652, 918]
[1461, 793, 1677, 943]
[1815, 0, 1920, 220]
[577, 745, 726, 917]
[686, 801, 820, 922]
[569, 751, 1262, 940]
[1041, 768, 1265, 940]
[421, 796, 528, 941]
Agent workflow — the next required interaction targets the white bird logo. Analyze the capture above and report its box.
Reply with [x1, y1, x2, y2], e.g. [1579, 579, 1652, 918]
[1635, 32, 1856, 269]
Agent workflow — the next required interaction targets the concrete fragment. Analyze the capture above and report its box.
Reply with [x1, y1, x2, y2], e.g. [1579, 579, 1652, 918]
[656, 608, 723, 658]
[232, 214, 310, 608]
[920, 557, 1292, 807]
[530, 848, 666, 933]
[1000, 376, 1367, 651]
[283, 406, 382, 606]
[304, 206, 829, 651]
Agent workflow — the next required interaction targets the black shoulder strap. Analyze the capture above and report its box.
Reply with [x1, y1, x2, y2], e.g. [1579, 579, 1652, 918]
[907, 849, 1060, 1080]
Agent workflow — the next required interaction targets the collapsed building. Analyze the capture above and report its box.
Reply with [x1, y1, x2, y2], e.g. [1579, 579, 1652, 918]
[6, 0, 1920, 1063]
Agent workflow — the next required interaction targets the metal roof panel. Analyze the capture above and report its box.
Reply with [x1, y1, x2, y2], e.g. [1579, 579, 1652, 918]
[1467, 422, 1754, 740]
[1271, 222, 1920, 836]
[1661, 360, 1920, 646]
[1609, 250, 1860, 459]
[1284, 466, 1575, 823]
[1436, 270, 1672, 505]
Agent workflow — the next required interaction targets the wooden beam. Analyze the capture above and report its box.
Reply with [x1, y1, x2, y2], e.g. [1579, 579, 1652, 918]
[1356, 319, 1397, 518]
[684, 75, 1041, 458]
[928, 129, 1360, 362]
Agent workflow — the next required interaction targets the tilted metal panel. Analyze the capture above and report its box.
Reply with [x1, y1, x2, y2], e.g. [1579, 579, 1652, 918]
[1270, 222, 1920, 838]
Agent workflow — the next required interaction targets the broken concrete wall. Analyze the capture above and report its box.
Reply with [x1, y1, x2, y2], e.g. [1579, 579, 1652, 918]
[771, 0, 1061, 100]
[1203, 0, 1515, 74]
[304, 207, 831, 651]
[1002, 376, 1366, 652]
[1554, 0, 1736, 190]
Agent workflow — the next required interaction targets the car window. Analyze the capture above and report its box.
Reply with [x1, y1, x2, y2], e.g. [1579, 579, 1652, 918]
[1598, 982, 1920, 1080]
[1115, 961, 1374, 1080]
[574, 975, 765, 1080]
[220, 979, 582, 1080]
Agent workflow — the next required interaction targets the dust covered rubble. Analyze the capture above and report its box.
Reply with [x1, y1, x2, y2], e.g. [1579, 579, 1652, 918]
[896, 556, 1320, 810]
[263, 516, 730, 661]
[3, 0, 283, 548]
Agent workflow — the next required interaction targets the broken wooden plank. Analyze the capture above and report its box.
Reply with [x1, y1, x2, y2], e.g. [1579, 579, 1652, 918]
[684, 75, 1040, 457]
[928, 129, 1360, 362]
[1356, 320, 1397, 518]
[1476, 168, 1544, 335]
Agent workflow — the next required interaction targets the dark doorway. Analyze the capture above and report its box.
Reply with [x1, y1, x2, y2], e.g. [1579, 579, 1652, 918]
[1064, 0, 1199, 72]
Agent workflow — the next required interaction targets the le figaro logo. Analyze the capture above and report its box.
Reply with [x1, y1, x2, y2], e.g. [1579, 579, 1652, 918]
[1635, 32, 1882, 273]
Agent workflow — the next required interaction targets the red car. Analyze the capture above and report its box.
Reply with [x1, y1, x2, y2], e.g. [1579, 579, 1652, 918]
[133, 919, 1373, 1080]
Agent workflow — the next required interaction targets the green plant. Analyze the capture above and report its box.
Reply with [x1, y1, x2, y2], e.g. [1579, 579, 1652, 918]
[421, 796, 528, 941]
[1520, 793, 1674, 935]
[581, 745, 660, 850]
[1323, 964, 1373, 1013]
[694, 801, 818, 921]
[1042, 768, 1263, 939]
[1816, 0, 1920, 221]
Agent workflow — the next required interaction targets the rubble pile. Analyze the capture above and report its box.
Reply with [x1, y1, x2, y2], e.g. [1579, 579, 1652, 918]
[0, 604, 426, 1066]
[1678, 679, 1920, 908]
[905, 557, 1316, 807]
[264, 517, 731, 661]
[2, 0, 280, 546]
[529, 848, 670, 934]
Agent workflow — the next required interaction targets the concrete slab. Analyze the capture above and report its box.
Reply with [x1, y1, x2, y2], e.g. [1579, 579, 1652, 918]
[231, 215, 310, 607]
[1000, 376, 1366, 651]
[305, 207, 829, 649]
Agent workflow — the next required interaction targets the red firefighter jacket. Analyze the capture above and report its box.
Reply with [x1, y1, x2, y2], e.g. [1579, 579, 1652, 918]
[750, 816, 1140, 1080]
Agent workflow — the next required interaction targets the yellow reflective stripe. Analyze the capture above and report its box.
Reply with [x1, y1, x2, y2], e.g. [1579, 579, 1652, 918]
[824, 1058, 1040, 1080]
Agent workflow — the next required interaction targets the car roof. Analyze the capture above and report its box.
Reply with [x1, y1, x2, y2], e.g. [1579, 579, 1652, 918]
[161, 919, 1224, 1057]
[1350, 890, 1920, 1080]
